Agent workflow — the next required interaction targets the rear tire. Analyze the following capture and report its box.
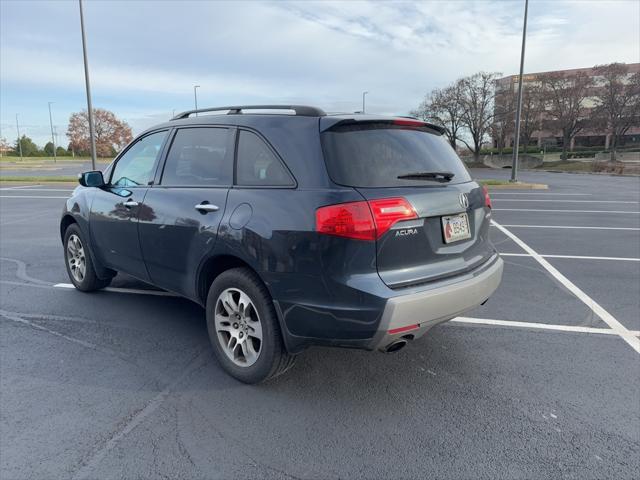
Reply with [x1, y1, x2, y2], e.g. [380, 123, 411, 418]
[206, 267, 295, 384]
[63, 223, 112, 292]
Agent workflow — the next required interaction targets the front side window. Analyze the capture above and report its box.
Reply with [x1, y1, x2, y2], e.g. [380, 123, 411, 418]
[236, 130, 293, 186]
[111, 131, 167, 187]
[161, 128, 231, 186]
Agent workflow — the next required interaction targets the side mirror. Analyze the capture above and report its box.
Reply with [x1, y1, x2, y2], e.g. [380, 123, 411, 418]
[78, 171, 105, 188]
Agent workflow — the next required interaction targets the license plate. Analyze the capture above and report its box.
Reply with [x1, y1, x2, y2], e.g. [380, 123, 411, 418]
[441, 213, 471, 244]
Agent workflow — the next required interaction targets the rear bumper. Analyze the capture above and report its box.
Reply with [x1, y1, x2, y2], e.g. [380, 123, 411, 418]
[368, 254, 504, 350]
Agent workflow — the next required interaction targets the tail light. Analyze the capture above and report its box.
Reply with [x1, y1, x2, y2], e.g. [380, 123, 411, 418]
[315, 201, 375, 241]
[316, 197, 417, 241]
[368, 198, 418, 236]
[482, 185, 492, 209]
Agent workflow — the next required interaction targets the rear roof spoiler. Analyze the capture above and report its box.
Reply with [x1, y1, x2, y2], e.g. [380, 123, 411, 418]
[320, 117, 447, 135]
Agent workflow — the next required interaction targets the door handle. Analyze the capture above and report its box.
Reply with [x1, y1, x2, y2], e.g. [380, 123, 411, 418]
[124, 199, 139, 208]
[195, 203, 220, 213]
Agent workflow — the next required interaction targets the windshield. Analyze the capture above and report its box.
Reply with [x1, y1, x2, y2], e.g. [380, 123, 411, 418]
[321, 123, 471, 188]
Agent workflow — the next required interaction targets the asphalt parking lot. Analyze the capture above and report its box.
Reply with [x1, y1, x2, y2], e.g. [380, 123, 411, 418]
[1, 170, 639, 479]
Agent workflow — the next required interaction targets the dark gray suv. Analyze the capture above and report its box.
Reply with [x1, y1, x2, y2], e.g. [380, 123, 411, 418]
[60, 105, 503, 383]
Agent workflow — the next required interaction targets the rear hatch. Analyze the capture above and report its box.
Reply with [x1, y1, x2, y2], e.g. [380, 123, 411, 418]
[320, 118, 495, 289]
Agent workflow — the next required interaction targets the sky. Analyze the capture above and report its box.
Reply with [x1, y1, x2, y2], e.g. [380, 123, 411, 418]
[1, 0, 639, 148]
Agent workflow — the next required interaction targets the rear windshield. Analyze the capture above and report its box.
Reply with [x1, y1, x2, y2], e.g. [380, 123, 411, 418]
[321, 123, 471, 187]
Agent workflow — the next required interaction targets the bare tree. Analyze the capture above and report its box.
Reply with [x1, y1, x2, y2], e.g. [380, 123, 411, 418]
[458, 72, 501, 162]
[491, 89, 514, 155]
[539, 71, 592, 160]
[67, 109, 133, 157]
[518, 84, 544, 151]
[593, 63, 640, 161]
[412, 80, 465, 149]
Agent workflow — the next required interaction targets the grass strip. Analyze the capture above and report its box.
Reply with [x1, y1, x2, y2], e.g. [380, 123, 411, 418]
[478, 179, 548, 189]
[0, 176, 78, 183]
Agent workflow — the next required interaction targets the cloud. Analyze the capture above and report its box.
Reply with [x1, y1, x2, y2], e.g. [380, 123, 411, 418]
[1, 0, 638, 146]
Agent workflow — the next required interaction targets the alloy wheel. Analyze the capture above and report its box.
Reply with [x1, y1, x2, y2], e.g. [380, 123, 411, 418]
[214, 288, 263, 367]
[66, 234, 86, 283]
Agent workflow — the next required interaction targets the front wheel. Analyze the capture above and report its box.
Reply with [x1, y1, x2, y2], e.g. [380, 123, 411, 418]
[63, 223, 112, 292]
[206, 268, 295, 384]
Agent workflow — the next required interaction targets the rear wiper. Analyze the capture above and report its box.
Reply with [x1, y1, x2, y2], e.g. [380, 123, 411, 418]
[397, 171, 455, 182]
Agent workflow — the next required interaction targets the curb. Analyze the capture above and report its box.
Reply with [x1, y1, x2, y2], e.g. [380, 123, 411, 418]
[540, 169, 640, 178]
[481, 182, 548, 190]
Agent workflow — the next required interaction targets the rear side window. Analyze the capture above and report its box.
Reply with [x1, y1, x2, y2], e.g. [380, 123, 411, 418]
[236, 130, 293, 186]
[161, 128, 231, 186]
[321, 123, 471, 188]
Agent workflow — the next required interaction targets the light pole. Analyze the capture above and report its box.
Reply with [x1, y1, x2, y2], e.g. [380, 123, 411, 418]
[53, 126, 59, 153]
[194, 85, 200, 116]
[48, 102, 57, 163]
[79, 0, 97, 170]
[15, 114, 23, 161]
[362, 91, 368, 114]
[510, 0, 529, 183]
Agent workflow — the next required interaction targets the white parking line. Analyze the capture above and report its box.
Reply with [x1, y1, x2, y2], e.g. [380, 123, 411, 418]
[494, 224, 640, 231]
[50, 282, 640, 340]
[488, 193, 592, 196]
[0, 188, 74, 192]
[8, 280, 621, 342]
[499, 253, 640, 262]
[0, 195, 70, 199]
[494, 209, 640, 214]
[0, 211, 55, 226]
[53, 283, 178, 296]
[451, 317, 640, 337]
[0, 185, 42, 190]
[493, 220, 640, 353]
[493, 199, 639, 204]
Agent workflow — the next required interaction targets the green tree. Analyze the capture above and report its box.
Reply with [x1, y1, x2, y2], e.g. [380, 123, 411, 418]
[44, 141, 55, 156]
[56, 146, 68, 156]
[14, 135, 40, 157]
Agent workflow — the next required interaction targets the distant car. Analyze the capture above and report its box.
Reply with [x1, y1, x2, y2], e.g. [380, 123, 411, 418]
[60, 105, 503, 383]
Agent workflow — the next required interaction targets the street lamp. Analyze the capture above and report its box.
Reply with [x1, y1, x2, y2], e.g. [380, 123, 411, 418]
[15, 114, 23, 161]
[194, 85, 200, 116]
[362, 91, 368, 114]
[79, 0, 97, 170]
[48, 102, 57, 163]
[511, 0, 529, 183]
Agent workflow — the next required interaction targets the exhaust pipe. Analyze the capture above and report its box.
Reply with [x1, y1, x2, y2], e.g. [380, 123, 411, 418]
[384, 339, 408, 353]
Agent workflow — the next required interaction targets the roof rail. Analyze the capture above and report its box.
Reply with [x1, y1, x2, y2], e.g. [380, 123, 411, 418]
[171, 105, 326, 120]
